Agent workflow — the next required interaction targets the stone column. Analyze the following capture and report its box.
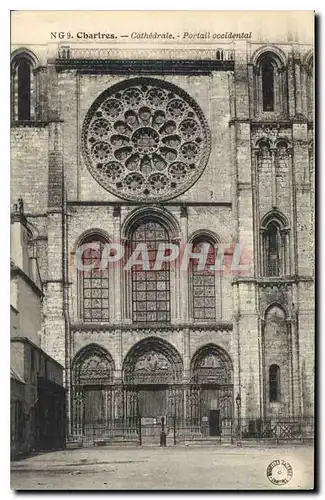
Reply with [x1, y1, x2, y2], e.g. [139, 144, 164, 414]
[173, 239, 181, 324]
[215, 243, 222, 320]
[300, 65, 308, 117]
[270, 147, 277, 208]
[109, 386, 115, 423]
[124, 388, 138, 437]
[286, 319, 294, 418]
[234, 126, 261, 419]
[170, 234, 181, 324]
[114, 382, 124, 421]
[11, 66, 18, 120]
[291, 313, 302, 420]
[122, 229, 133, 325]
[44, 61, 65, 364]
[232, 287, 241, 406]
[287, 147, 296, 276]
[179, 205, 189, 323]
[294, 56, 302, 116]
[260, 319, 266, 418]
[251, 147, 261, 276]
[190, 385, 201, 435]
[72, 386, 84, 437]
[292, 121, 310, 276]
[112, 205, 122, 323]
[281, 228, 290, 276]
[287, 55, 296, 118]
[34, 66, 48, 121]
[45, 120, 66, 368]
[247, 63, 255, 118]
[105, 388, 112, 426]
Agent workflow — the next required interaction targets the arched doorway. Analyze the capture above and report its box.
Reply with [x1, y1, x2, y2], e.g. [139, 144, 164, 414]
[190, 345, 233, 437]
[123, 337, 183, 442]
[72, 344, 115, 441]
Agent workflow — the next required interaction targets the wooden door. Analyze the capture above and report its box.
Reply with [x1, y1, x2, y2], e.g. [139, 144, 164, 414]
[209, 409, 221, 436]
[84, 388, 105, 424]
[138, 388, 167, 441]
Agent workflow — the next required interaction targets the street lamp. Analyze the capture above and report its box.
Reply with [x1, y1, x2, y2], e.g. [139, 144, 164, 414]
[236, 393, 242, 440]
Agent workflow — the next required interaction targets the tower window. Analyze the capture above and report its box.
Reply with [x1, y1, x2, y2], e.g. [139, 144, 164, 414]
[11, 50, 38, 122]
[262, 60, 275, 112]
[264, 222, 282, 276]
[261, 211, 289, 278]
[269, 364, 280, 402]
[17, 59, 31, 120]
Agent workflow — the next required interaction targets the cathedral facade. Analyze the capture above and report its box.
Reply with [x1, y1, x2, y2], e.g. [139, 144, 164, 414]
[11, 36, 314, 443]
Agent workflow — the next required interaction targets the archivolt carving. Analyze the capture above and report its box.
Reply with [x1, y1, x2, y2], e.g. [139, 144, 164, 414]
[191, 344, 233, 385]
[72, 344, 114, 385]
[250, 46, 287, 68]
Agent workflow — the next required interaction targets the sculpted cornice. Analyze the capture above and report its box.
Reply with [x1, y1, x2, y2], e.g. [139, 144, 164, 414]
[70, 322, 233, 335]
[232, 275, 314, 289]
[189, 323, 233, 333]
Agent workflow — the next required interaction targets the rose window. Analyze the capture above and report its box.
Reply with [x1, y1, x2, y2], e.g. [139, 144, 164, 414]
[82, 78, 211, 201]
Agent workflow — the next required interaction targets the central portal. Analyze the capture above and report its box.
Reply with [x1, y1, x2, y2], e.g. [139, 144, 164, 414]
[123, 337, 184, 443]
[138, 387, 167, 442]
[139, 388, 167, 417]
[201, 388, 221, 437]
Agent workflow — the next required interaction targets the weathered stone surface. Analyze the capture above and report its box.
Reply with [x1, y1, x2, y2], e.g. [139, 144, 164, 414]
[11, 39, 314, 422]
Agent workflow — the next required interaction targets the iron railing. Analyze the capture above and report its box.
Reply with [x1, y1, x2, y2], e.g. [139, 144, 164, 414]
[68, 416, 314, 447]
[236, 416, 315, 442]
[70, 417, 141, 448]
[172, 416, 314, 444]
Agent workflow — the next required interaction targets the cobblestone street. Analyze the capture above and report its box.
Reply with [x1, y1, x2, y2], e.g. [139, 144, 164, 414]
[11, 444, 314, 490]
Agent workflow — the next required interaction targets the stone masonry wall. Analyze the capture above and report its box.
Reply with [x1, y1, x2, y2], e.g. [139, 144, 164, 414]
[10, 40, 315, 421]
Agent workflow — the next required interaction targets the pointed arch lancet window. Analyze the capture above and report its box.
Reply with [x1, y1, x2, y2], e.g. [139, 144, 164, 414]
[17, 59, 31, 120]
[79, 236, 109, 322]
[11, 53, 36, 121]
[262, 59, 275, 111]
[254, 50, 286, 116]
[191, 240, 216, 321]
[131, 221, 170, 323]
[265, 222, 282, 276]
[261, 213, 289, 277]
[269, 364, 280, 402]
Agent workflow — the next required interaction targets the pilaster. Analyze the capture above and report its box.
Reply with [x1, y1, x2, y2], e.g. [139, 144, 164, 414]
[294, 55, 302, 116]
[179, 205, 189, 323]
[113, 205, 122, 323]
[44, 111, 66, 369]
[292, 121, 311, 275]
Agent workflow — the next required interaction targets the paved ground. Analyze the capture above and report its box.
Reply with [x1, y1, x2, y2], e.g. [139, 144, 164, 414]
[11, 444, 314, 490]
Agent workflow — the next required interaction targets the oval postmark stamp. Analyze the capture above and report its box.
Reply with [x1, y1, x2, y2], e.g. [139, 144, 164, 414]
[266, 459, 293, 485]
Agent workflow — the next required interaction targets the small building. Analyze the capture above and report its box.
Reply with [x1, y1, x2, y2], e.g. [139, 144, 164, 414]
[10, 204, 66, 458]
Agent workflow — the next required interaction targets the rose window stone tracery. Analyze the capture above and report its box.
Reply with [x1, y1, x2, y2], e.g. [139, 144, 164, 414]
[82, 78, 211, 201]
